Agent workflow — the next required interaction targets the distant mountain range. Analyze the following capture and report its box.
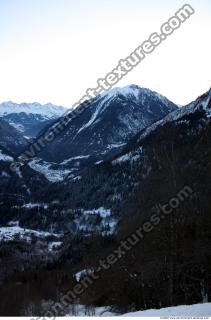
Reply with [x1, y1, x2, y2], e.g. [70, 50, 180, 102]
[0, 101, 65, 138]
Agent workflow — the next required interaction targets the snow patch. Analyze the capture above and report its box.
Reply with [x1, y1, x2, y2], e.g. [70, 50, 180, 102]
[122, 303, 211, 317]
[48, 241, 62, 252]
[0, 226, 61, 242]
[65, 304, 115, 316]
[112, 152, 140, 165]
[75, 269, 94, 282]
[22, 203, 48, 209]
[61, 155, 90, 165]
[84, 207, 111, 218]
[106, 143, 126, 150]
[0, 149, 13, 162]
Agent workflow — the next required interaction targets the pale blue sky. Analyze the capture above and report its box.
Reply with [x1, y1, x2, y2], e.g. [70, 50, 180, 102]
[0, 0, 210, 107]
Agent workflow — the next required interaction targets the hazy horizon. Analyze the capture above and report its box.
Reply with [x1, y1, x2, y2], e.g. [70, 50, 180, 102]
[0, 0, 210, 108]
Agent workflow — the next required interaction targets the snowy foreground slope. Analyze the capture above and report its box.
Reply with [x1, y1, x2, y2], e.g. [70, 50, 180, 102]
[122, 303, 211, 317]
[64, 303, 211, 316]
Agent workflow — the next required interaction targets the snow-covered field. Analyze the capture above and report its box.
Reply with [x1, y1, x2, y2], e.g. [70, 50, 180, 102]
[29, 158, 73, 182]
[122, 303, 211, 317]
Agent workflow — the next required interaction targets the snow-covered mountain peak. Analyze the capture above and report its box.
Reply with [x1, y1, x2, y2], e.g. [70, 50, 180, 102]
[100, 85, 148, 100]
[38, 85, 177, 164]
[99, 85, 174, 108]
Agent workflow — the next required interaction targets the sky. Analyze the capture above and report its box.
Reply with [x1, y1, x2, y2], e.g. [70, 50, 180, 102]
[0, 0, 210, 108]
